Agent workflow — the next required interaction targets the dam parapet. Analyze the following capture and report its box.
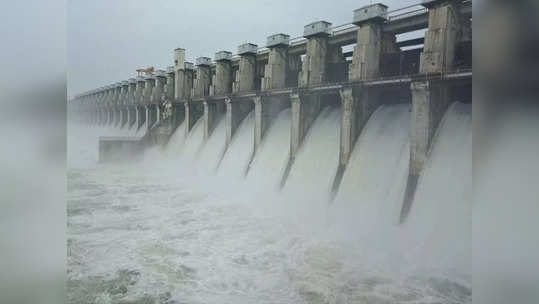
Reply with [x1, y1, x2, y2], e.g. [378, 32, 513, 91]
[69, 0, 472, 222]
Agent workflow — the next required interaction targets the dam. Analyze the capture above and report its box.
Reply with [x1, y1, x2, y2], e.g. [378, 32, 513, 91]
[68, 0, 472, 302]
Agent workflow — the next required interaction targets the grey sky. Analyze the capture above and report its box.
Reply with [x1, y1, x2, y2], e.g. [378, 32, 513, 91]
[67, 0, 419, 98]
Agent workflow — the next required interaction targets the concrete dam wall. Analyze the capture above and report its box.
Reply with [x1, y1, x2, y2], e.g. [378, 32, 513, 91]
[69, 0, 472, 224]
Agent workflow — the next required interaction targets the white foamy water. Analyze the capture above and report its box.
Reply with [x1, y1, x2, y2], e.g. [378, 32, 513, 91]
[179, 118, 204, 161]
[246, 109, 291, 191]
[282, 106, 341, 222]
[217, 111, 255, 180]
[68, 103, 471, 304]
[164, 120, 186, 156]
[196, 116, 227, 174]
[331, 104, 411, 238]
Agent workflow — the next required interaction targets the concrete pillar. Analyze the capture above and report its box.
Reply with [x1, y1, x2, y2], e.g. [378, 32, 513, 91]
[120, 81, 129, 128]
[151, 70, 166, 105]
[262, 34, 290, 90]
[299, 21, 332, 87]
[212, 51, 233, 96]
[164, 67, 175, 102]
[349, 4, 398, 81]
[150, 70, 167, 129]
[350, 23, 382, 81]
[174, 48, 194, 101]
[233, 43, 258, 93]
[95, 91, 102, 125]
[143, 76, 156, 129]
[127, 79, 137, 129]
[107, 86, 115, 126]
[192, 57, 211, 98]
[225, 97, 254, 148]
[164, 66, 184, 131]
[420, 0, 462, 74]
[203, 100, 225, 140]
[134, 77, 146, 131]
[113, 83, 122, 127]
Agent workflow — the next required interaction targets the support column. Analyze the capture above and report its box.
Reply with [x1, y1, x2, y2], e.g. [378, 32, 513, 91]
[165, 66, 184, 133]
[174, 48, 194, 101]
[127, 79, 136, 129]
[143, 76, 155, 130]
[120, 81, 129, 128]
[150, 70, 166, 130]
[262, 34, 290, 90]
[419, 0, 462, 74]
[134, 77, 145, 131]
[233, 43, 258, 93]
[299, 21, 332, 87]
[349, 3, 397, 81]
[113, 83, 122, 127]
[212, 51, 233, 96]
[192, 57, 211, 98]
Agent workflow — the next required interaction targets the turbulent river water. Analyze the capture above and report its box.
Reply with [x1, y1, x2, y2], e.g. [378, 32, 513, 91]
[67, 103, 471, 304]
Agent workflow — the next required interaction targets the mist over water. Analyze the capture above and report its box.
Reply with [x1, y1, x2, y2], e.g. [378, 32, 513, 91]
[67, 102, 471, 303]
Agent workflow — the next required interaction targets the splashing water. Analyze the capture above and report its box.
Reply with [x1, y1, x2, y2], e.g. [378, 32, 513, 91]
[67, 102, 471, 303]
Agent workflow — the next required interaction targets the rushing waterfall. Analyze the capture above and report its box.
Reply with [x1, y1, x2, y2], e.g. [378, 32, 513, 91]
[246, 108, 292, 191]
[282, 106, 341, 218]
[217, 111, 255, 180]
[330, 104, 411, 238]
[196, 116, 227, 173]
[165, 120, 186, 156]
[179, 117, 204, 161]
[67, 102, 471, 303]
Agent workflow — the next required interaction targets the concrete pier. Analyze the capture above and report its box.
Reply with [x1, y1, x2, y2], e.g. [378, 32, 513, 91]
[120, 81, 129, 128]
[211, 51, 233, 96]
[113, 83, 122, 128]
[135, 77, 146, 131]
[127, 79, 137, 129]
[143, 75, 156, 132]
[233, 43, 258, 93]
[150, 66, 179, 145]
[262, 34, 290, 90]
[192, 57, 212, 98]
[299, 21, 332, 87]
[174, 48, 194, 101]
[165, 66, 184, 131]
[420, 0, 462, 74]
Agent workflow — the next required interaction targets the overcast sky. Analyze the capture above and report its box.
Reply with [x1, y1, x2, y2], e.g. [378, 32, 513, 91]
[67, 0, 419, 98]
